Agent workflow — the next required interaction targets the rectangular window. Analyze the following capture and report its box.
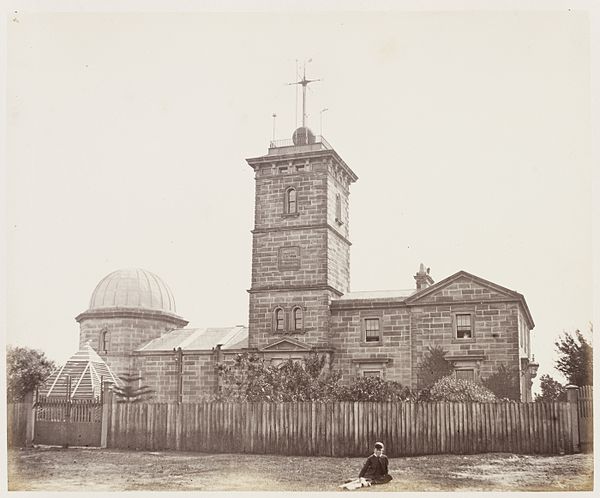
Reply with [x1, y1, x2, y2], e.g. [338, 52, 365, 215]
[364, 318, 381, 342]
[363, 370, 381, 378]
[455, 313, 473, 339]
[335, 193, 342, 224]
[455, 369, 475, 382]
[279, 166, 288, 174]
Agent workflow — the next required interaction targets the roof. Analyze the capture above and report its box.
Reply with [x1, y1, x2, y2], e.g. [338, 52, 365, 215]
[334, 289, 415, 301]
[138, 326, 248, 352]
[38, 344, 121, 399]
[331, 270, 535, 329]
[88, 268, 178, 314]
[405, 270, 535, 328]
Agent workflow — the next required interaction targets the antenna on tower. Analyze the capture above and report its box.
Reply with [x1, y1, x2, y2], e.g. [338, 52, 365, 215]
[288, 59, 321, 129]
[272, 113, 277, 141]
[320, 108, 329, 136]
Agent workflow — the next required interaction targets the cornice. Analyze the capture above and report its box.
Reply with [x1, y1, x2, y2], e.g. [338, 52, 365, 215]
[75, 307, 189, 326]
[252, 223, 351, 246]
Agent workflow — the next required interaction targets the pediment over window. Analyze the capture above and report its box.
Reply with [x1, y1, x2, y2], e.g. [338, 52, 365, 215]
[259, 338, 312, 352]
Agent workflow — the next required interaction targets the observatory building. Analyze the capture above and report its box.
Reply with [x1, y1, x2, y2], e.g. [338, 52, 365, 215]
[59, 119, 538, 403]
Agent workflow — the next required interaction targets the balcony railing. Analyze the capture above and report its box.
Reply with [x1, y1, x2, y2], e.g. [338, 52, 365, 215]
[268, 135, 333, 155]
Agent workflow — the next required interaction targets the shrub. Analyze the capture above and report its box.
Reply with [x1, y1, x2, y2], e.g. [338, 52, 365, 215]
[428, 375, 496, 402]
[337, 376, 414, 402]
[217, 351, 342, 402]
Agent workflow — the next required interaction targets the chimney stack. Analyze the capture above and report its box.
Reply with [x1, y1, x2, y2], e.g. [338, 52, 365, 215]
[414, 263, 434, 291]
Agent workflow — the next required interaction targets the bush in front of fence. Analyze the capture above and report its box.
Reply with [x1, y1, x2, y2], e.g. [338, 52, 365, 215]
[216, 352, 500, 403]
[217, 351, 344, 402]
[427, 375, 496, 402]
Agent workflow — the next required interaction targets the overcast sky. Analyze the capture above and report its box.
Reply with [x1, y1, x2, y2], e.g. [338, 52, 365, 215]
[5, 6, 595, 391]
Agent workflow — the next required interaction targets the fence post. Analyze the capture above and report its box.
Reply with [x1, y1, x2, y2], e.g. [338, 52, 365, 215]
[101, 385, 113, 448]
[25, 391, 35, 447]
[566, 385, 580, 453]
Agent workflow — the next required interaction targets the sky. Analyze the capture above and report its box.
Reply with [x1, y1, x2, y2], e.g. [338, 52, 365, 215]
[4, 5, 596, 393]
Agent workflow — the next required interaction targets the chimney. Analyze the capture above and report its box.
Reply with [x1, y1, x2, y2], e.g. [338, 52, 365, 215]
[414, 263, 434, 291]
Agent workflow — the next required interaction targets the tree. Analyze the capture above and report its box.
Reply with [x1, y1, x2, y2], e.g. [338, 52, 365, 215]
[554, 329, 593, 386]
[534, 374, 566, 402]
[111, 372, 154, 403]
[416, 346, 454, 388]
[6, 346, 56, 402]
[482, 364, 520, 401]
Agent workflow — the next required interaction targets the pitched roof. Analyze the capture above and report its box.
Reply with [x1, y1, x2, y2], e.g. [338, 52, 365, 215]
[331, 270, 534, 329]
[405, 270, 535, 328]
[137, 326, 248, 352]
[38, 344, 121, 399]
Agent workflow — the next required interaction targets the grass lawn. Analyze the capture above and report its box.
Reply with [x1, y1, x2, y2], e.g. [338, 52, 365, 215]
[7, 446, 594, 492]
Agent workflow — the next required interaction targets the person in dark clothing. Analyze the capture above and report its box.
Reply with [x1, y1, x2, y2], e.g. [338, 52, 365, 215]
[358, 442, 393, 484]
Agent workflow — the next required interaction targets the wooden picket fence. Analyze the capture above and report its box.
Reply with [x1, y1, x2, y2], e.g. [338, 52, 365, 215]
[107, 400, 579, 456]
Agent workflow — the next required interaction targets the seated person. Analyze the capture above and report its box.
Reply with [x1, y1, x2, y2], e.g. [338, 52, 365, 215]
[358, 441, 393, 484]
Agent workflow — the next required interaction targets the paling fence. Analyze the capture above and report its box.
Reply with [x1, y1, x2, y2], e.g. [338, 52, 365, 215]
[7, 402, 30, 448]
[107, 400, 580, 456]
[578, 386, 593, 452]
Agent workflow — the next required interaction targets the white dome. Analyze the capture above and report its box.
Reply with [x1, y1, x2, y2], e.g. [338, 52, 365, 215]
[89, 268, 177, 313]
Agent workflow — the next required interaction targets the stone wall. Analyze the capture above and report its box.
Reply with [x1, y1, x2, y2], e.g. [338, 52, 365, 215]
[253, 161, 328, 230]
[248, 289, 334, 349]
[250, 229, 327, 288]
[132, 350, 242, 402]
[330, 277, 525, 400]
[330, 304, 412, 384]
[77, 309, 187, 376]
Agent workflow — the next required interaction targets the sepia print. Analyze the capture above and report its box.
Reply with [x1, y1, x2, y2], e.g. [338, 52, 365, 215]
[5, 2, 594, 493]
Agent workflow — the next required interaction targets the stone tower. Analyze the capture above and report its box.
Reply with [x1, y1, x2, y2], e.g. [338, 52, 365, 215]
[246, 126, 358, 359]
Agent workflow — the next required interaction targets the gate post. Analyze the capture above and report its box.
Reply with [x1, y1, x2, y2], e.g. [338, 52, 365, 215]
[101, 385, 113, 448]
[25, 391, 35, 447]
[566, 385, 580, 453]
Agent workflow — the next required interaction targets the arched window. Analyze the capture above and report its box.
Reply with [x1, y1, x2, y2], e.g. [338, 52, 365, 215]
[292, 307, 303, 331]
[285, 187, 297, 214]
[100, 329, 109, 352]
[274, 307, 285, 332]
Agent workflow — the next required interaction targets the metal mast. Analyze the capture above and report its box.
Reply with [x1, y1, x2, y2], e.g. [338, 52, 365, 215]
[288, 62, 320, 128]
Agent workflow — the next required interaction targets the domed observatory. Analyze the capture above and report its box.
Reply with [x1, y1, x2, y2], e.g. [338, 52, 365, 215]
[75, 268, 188, 374]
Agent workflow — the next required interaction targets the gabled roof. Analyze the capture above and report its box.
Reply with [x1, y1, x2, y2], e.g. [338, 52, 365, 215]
[38, 344, 121, 399]
[405, 270, 535, 328]
[137, 326, 248, 352]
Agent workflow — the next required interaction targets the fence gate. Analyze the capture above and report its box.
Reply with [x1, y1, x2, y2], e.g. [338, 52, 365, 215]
[34, 398, 103, 447]
[578, 386, 593, 453]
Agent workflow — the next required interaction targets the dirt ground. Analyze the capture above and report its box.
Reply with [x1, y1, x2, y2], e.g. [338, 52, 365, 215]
[7, 446, 594, 492]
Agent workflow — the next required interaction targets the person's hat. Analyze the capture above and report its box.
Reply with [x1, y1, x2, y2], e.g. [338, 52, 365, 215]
[374, 442, 384, 450]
